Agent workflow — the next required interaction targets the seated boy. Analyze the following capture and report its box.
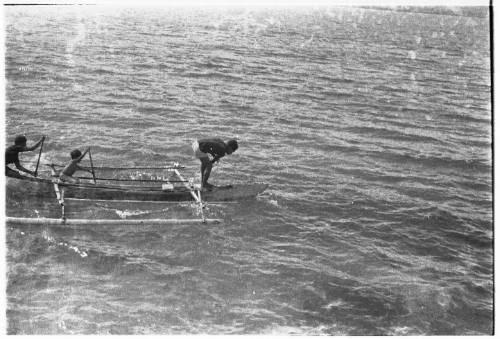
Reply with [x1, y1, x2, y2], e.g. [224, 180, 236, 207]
[59, 147, 93, 183]
[191, 138, 238, 190]
[5, 135, 45, 178]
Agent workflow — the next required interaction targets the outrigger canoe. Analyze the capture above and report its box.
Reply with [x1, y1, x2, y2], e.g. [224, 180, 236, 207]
[6, 162, 268, 225]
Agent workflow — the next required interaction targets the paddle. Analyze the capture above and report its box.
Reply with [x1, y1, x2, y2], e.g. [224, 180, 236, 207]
[34, 136, 45, 177]
[88, 147, 97, 184]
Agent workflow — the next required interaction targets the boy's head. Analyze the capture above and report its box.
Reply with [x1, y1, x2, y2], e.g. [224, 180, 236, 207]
[14, 135, 27, 146]
[226, 139, 238, 154]
[70, 149, 82, 160]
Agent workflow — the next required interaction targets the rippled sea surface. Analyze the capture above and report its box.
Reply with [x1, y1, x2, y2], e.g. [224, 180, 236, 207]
[4, 6, 492, 335]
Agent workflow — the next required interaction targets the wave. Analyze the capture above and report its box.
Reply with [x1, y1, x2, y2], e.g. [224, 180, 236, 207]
[88, 67, 130, 76]
[10, 227, 164, 278]
[396, 206, 492, 250]
[316, 75, 355, 84]
[180, 71, 242, 82]
[359, 147, 491, 174]
[294, 276, 411, 335]
[373, 84, 410, 94]
[345, 125, 442, 144]
[441, 112, 491, 125]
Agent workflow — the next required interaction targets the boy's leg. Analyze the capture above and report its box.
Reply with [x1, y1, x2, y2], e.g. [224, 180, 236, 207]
[192, 141, 213, 189]
[200, 161, 205, 184]
[60, 174, 79, 183]
[200, 157, 213, 188]
[5, 167, 24, 179]
[193, 140, 208, 186]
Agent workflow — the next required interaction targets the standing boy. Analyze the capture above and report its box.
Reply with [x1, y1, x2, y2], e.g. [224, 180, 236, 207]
[191, 138, 238, 190]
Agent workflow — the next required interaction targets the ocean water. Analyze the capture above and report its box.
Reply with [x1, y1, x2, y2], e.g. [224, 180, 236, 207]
[4, 5, 492, 335]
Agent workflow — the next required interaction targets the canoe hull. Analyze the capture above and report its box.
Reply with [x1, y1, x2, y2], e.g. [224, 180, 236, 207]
[6, 176, 268, 202]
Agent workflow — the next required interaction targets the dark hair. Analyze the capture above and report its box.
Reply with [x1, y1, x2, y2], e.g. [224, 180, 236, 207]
[14, 135, 27, 146]
[227, 139, 238, 152]
[70, 149, 82, 159]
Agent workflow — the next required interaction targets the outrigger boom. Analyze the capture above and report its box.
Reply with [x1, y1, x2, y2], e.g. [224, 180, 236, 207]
[6, 217, 222, 225]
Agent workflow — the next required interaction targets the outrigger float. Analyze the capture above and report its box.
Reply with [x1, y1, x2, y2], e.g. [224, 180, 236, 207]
[6, 159, 268, 225]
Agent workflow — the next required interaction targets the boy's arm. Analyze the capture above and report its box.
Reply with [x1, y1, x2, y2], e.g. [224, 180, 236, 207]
[24, 136, 46, 152]
[77, 147, 91, 162]
[208, 141, 227, 160]
[75, 164, 93, 173]
[199, 139, 226, 162]
[75, 148, 92, 173]
[14, 162, 35, 176]
[211, 151, 225, 164]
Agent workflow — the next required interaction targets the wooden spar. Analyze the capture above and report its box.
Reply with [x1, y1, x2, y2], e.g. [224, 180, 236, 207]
[47, 164, 186, 170]
[50, 169, 63, 203]
[174, 169, 201, 204]
[173, 168, 206, 222]
[6, 217, 222, 225]
[50, 167, 65, 219]
[88, 148, 97, 184]
[50, 176, 188, 183]
[64, 197, 237, 204]
[34, 137, 45, 177]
